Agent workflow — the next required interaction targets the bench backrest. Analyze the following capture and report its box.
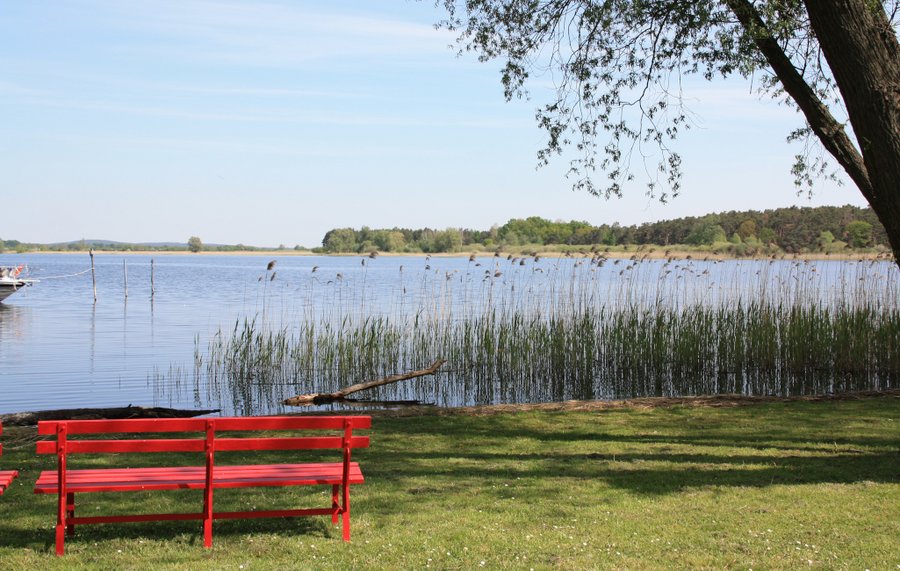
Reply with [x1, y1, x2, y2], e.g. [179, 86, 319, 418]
[36, 416, 371, 456]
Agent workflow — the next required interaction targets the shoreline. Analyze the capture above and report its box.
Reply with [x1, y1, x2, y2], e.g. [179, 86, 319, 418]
[4, 390, 895, 423]
[5, 248, 892, 262]
[361, 388, 900, 418]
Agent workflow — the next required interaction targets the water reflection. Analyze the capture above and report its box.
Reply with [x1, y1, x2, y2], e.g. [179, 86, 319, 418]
[0, 303, 33, 344]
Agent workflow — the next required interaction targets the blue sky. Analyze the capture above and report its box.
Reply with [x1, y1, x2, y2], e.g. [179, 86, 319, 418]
[1, 0, 868, 248]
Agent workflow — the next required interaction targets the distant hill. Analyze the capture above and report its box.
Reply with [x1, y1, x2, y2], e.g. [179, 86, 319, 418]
[0, 239, 295, 253]
[48, 240, 189, 248]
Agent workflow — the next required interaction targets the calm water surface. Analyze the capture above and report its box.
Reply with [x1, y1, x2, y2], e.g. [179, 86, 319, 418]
[0, 253, 461, 414]
[0, 253, 895, 415]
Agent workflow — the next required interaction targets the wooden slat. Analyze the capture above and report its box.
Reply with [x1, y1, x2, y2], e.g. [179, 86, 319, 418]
[38, 416, 371, 435]
[37, 439, 204, 455]
[215, 435, 369, 452]
[210, 463, 364, 488]
[70, 509, 339, 525]
[34, 463, 363, 494]
[213, 508, 335, 520]
[72, 512, 203, 525]
[0, 422, 11, 495]
[38, 418, 207, 435]
[35, 466, 208, 493]
[35, 441, 54, 455]
[215, 416, 372, 431]
[0, 470, 17, 495]
[37, 435, 369, 455]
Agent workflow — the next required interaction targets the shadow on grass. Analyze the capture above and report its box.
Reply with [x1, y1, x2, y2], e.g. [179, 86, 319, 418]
[363, 402, 900, 505]
[0, 505, 337, 553]
[367, 449, 898, 495]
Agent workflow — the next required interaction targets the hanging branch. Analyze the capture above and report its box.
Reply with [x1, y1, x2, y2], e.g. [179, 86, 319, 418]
[283, 359, 448, 406]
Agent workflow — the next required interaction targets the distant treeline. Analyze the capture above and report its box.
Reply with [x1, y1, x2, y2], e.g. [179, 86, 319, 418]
[0, 239, 306, 254]
[319, 205, 888, 255]
[1, 205, 887, 256]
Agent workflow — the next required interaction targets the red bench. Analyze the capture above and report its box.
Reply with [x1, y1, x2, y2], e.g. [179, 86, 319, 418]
[0, 421, 19, 495]
[34, 415, 370, 555]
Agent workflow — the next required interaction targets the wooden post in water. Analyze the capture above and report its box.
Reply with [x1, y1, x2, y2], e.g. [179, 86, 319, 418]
[123, 259, 128, 299]
[89, 250, 97, 302]
[150, 258, 155, 299]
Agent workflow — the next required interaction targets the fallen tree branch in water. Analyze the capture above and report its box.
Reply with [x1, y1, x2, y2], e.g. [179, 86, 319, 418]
[0, 405, 220, 427]
[283, 359, 447, 406]
[339, 398, 433, 408]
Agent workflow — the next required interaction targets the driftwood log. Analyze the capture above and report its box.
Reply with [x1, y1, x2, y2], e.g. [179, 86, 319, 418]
[339, 398, 429, 407]
[0, 405, 220, 427]
[283, 359, 447, 406]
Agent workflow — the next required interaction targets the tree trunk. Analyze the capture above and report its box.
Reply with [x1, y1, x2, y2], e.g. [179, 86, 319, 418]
[727, 0, 900, 265]
[802, 0, 900, 264]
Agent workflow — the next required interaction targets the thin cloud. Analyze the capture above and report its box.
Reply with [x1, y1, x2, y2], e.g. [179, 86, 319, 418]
[21, 96, 526, 129]
[90, 0, 454, 68]
[0, 81, 48, 96]
[16, 130, 450, 160]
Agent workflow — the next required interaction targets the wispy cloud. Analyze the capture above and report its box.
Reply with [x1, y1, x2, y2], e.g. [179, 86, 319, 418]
[16, 95, 525, 129]
[0, 58, 365, 101]
[90, 0, 454, 68]
[6, 129, 450, 160]
[0, 81, 48, 96]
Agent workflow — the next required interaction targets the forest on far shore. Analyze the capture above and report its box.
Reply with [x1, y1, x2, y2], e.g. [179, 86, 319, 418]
[0, 205, 889, 257]
[319, 205, 889, 256]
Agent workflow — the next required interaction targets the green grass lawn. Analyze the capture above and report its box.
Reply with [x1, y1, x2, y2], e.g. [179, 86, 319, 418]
[0, 396, 897, 570]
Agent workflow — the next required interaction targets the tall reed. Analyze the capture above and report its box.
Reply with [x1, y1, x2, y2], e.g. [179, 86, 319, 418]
[178, 257, 899, 414]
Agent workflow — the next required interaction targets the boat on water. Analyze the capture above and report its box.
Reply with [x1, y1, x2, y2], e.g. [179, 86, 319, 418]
[0, 266, 37, 303]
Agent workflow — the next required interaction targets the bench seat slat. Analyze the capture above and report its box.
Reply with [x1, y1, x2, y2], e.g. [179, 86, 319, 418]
[0, 421, 14, 495]
[0, 470, 17, 495]
[34, 462, 364, 494]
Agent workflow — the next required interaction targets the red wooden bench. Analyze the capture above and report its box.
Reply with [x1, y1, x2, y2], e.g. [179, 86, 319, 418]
[0, 421, 19, 495]
[34, 415, 370, 555]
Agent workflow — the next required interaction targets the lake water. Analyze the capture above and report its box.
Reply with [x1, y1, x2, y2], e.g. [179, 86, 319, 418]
[0, 253, 896, 416]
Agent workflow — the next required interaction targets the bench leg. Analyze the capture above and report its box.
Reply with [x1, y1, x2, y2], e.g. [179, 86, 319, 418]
[55, 524, 65, 556]
[55, 491, 68, 555]
[331, 485, 340, 525]
[55, 506, 65, 555]
[341, 484, 350, 542]
[67, 493, 75, 537]
[202, 505, 212, 548]
[202, 484, 214, 548]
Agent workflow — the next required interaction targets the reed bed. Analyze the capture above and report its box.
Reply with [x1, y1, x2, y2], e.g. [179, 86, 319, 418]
[181, 257, 899, 414]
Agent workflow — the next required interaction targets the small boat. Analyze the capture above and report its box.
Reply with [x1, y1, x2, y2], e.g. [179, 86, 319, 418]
[0, 265, 37, 303]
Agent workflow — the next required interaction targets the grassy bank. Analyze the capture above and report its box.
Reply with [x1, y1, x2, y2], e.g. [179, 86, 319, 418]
[0, 396, 897, 569]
